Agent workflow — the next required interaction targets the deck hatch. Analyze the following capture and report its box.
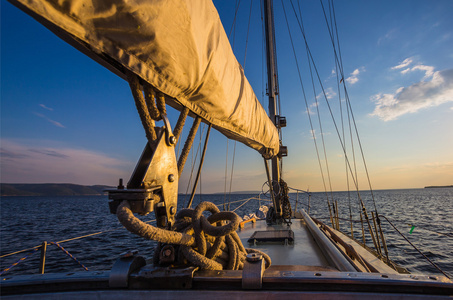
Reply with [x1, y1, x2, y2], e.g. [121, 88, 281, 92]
[248, 230, 294, 244]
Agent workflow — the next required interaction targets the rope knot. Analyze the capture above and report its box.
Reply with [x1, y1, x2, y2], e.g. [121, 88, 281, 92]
[117, 200, 271, 271]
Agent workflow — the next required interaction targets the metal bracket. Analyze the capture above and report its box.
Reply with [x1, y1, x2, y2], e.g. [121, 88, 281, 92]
[107, 125, 178, 226]
[242, 253, 265, 289]
[161, 114, 176, 147]
[109, 253, 146, 288]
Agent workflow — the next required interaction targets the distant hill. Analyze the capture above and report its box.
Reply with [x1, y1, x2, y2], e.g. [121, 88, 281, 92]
[213, 191, 261, 195]
[0, 183, 113, 196]
[424, 185, 453, 189]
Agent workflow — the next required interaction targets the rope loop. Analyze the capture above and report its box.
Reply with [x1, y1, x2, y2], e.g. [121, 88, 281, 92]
[117, 200, 271, 271]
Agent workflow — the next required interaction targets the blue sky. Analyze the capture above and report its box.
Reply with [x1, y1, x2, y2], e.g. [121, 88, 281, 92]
[1, 0, 452, 193]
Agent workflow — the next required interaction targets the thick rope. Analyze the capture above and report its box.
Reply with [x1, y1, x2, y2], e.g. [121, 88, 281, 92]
[143, 82, 161, 121]
[117, 200, 271, 271]
[173, 107, 190, 142]
[156, 91, 167, 117]
[117, 200, 194, 246]
[127, 72, 157, 142]
[178, 116, 202, 177]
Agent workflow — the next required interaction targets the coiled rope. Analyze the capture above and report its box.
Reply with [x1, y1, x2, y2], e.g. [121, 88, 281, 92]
[117, 200, 271, 270]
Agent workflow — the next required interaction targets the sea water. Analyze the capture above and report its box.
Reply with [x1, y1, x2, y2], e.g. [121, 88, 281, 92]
[1, 188, 452, 277]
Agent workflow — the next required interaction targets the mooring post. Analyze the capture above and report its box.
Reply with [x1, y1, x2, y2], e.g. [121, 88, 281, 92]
[39, 241, 47, 274]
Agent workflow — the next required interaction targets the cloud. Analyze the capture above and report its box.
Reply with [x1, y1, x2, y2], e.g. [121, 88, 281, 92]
[391, 58, 434, 78]
[370, 68, 453, 121]
[346, 67, 365, 85]
[325, 69, 337, 81]
[39, 104, 54, 111]
[316, 87, 336, 100]
[423, 161, 453, 169]
[33, 112, 65, 128]
[377, 29, 397, 45]
[0, 139, 132, 185]
[32, 149, 69, 158]
[391, 58, 413, 70]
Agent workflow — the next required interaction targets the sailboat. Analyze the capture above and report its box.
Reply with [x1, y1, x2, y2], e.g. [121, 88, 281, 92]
[2, 0, 452, 298]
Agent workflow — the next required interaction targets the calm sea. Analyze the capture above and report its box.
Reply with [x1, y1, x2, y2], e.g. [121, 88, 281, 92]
[1, 188, 452, 278]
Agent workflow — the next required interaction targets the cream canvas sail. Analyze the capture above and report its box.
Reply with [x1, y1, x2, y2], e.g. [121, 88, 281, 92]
[10, 0, 279, 158]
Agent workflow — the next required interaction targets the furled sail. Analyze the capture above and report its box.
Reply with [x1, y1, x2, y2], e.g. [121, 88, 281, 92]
[10, 0, 279, 158]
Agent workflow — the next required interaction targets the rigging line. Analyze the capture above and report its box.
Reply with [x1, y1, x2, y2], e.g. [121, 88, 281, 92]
[0, 219, 160, 259]
[260, 0, 266, 107]
[290, 0, 362, 197]
[290, 1, 382, 249]
[243, 0, 253, 67]
[307, 40, 335, 206]
[199, 125, 203, 203]
[325, 0, 354, 234]
[187, 124, 212, 209]
[228, 0, 242, 49]
[183, 123, 206, 207]
[346, 92, 359, 188]
[227, 140, 237, 211]
[272, 3, 283, 144]
[321, 0, 379, 214]
[287, 186, 310, 193]
[293, 1, 335, 207]
[294, 3, 333, 208]
[224, 197, 263, 206]
[344, 85, 379, 213]
[281, 0, 334, 227]
[231, 197, 255, 213]
[320, 0, 360, 211]
[223, 138, 229, 211]
[330, 0, 346, 81]
[380, 215, 451, 279]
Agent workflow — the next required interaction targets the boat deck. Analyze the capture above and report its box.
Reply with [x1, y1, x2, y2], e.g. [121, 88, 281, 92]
[237, 218, 335, 270]
[2, 214, 452, 298]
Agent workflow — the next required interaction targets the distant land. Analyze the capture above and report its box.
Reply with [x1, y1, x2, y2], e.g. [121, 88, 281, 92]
[213, 191, 261, 195]
[0, 183, 113, 196]
[424, 185, 453, 189]
[0, 184, 261, 197]
[2, 184, 448, 197]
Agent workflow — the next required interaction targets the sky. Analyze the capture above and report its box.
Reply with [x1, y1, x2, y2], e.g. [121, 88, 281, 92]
[1, 0, 453, 193]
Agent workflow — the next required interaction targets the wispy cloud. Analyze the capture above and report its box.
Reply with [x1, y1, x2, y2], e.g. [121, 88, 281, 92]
[399, 64, 434, 79]
[423, 161, 453, 169]
[33, 112, 65, 128]
[346, 67, 365, 85]
[0, 139, 131, 185]
[39, 104, 54, 111]
[325, 69, 337, 82]
[371, 59, 453, 121]
[377, 28, 397, 45]
[32, 149, 69, 158]
[316, 87, 336, 100]
[391, 58, 413, 70]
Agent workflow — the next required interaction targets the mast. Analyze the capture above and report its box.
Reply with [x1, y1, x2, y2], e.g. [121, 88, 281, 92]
[264, 0, 286, 218]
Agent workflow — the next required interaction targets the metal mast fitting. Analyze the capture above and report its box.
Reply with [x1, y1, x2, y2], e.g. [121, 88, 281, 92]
[107, 120, 179, 228]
